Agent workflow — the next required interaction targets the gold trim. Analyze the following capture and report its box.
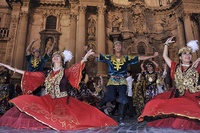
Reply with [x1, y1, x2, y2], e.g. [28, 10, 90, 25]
[12, 100, 80, 130]
[139, 108, 200, 121]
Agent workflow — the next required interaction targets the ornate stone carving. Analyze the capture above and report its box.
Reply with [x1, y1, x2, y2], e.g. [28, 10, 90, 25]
[132, 14, 144, 34]
[5, 23, 17, 64]
[97, 6, 106, 15]
[131, 3, 146, 35]
[70, 13, 77, 21]
[40, 0, 66, 6]
[20, 12, 28, 19]
[87, 16, 96, 40]
[11, 16, 19, 23]
[112, 14, 122, 27]
[79, 5, 87, 14]
[160, 17, 170, 30]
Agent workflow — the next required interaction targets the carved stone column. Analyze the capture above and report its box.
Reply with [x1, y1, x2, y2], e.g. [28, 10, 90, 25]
[194, 14, 200, 38]
[4, 3, 21, 66]
[14, 11, 29, 71]
[97, 6, 106, 75]
[75, 5, 86, 62]
[183, 13, 194, 42]
[177, 17, 185, 47]
[183, 13, 197, 60]
[68, 13, 77, 65]
[122, 9, 129, 31]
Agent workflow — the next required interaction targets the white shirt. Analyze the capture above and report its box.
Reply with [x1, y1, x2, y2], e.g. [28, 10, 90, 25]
[126, 76, 134, 97]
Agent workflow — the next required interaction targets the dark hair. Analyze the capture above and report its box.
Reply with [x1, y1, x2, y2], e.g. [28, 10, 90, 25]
[146, 62, 155, 68]
[127, 70, 132, 76]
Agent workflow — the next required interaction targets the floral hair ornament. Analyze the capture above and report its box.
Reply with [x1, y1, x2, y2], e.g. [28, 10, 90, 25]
[62, 50, 73, 63]
[53, 50, 73, 63]
[178, 40, 199, 55]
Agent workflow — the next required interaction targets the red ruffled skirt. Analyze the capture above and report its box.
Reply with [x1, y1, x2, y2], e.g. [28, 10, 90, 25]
[138, 90, 200, 130]
[0, 95, 117, 131]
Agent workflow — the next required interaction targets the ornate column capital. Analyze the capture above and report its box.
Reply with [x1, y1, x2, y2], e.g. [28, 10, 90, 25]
[78, 5, 87, 14]
[97, 6, 106, 15]
[20, 11, 28, 19]
[70, 13, 77, 21]
[183, 12, 192, 20]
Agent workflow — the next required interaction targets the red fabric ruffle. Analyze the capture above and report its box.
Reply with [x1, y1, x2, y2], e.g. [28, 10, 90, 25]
[65, 62, 84, 90]
[21, 72, 45, 94]
[0, 95, 117, 131]
[138, 90, 200, 130]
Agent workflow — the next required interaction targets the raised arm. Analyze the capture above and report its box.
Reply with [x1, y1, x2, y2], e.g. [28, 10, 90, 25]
[26, 39, 39, 55]
[0, 63, 24, 75]
[140, 60, 145, 73]
[81, 49, 95, 64]
[139, 52, 159, 61]
[151, 59, 159, 68]
[163, 36, 175, 68]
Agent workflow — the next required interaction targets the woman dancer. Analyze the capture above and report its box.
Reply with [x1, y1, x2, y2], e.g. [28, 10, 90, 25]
[138, 36, 200, 130]
[0, 49, 117, 131]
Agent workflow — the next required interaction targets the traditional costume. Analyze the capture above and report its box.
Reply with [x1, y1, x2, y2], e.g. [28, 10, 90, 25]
[97, 52, 139, 122]
[26, 48, 50, 72]
[138, 41, 200, 130]
[0, 50, 117, 131]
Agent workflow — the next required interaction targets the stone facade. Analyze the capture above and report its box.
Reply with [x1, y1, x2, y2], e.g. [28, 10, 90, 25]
[0, 0, 200, 79]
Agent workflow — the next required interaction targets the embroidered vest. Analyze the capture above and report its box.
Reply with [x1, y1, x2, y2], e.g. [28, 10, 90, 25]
[44, 68, 68, 98]
[174, 65, 200, 95]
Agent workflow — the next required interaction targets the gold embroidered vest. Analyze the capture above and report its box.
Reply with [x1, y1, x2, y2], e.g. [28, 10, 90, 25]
[145, 72, 157, 86]
[174, 65, 200, 96]
[44, 68, 68, 98]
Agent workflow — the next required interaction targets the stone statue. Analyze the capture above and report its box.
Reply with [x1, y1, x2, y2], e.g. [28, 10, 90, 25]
[88, 17, 96, 38]
[45, 37, 54, 54]
[112, 15, 121, 27]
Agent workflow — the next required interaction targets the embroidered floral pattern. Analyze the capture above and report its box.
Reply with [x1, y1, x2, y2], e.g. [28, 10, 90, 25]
[175, 65, 200, 95]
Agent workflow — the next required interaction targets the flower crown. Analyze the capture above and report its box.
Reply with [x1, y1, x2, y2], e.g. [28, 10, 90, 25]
[52, 50, 73, 63]
[178, 40, 199, 55]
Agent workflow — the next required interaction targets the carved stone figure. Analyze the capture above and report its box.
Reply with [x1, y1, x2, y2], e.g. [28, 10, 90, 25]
[45, 37, 54, 54]
[112, 15, 121, 27]
[88, 17, 96, 38]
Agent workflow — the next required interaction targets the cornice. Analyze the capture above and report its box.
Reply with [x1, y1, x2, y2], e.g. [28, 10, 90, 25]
[145, 0, 180, 12]
[6, 0, 22, 9]
[106, 0, 182, 13]
[27, 0, 70, 7]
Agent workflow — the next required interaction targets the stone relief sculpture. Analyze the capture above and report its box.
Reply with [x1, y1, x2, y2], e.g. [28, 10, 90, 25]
[112, 15, 122, 27]
[161, 17, 170, 30]
[132, 14, 144, 34]
[45, 37, 54, 54]
[88, 17, 96, 39]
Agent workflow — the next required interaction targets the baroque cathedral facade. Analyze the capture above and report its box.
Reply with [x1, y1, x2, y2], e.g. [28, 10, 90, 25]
[0, 0, 200, 79]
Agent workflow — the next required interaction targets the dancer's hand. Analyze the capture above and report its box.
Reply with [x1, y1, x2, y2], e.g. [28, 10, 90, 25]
[82, 49, 94, 62]
[164, 36, 176, 46]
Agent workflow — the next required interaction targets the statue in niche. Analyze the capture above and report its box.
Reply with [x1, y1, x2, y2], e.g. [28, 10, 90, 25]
[132, 14, 144, 34]
[45, 37, 54, 54]
[112, 15, 121, 27]
[88, 17, 96, 39]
